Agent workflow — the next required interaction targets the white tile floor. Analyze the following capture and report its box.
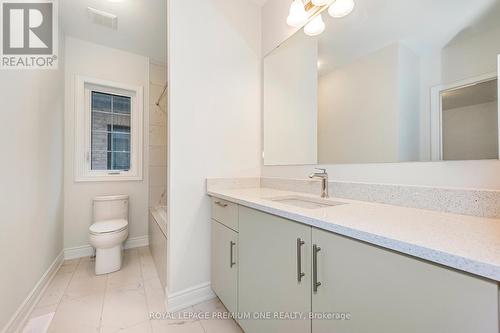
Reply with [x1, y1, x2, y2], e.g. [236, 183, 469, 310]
[23, 247, 243, 333]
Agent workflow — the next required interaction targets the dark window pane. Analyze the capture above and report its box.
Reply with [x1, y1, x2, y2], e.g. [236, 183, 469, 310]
[107, 131, 112, 151]
[112, 133, 131, 152]
[107, 152, 112, 170]
[92, 111, 112, 132]
[111, 152, 130, 170]
[92, 92, 112, 112]
[113, 95, 131, 115]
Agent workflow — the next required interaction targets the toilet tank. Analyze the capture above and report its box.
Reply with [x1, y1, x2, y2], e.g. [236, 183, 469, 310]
[93, 195, 129, 222]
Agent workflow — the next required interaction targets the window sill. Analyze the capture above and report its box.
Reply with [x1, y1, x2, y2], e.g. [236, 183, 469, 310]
[75, 173, 143, 183]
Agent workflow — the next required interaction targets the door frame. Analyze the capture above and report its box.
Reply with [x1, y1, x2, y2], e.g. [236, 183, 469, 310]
[430, 70, 498, 161]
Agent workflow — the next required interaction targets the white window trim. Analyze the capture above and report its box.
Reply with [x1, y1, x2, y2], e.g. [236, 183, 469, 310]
[75, 75, 144, 182]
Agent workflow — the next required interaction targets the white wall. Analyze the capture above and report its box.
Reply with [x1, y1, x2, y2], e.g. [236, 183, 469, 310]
[261, 0, 500, 190]
[397, 44, 420, 162]
[318, 44, 399, 164]
[316, 42, 419, 164]
[0, 43, 64, 328]
[443, 102, 498, 160]
[418, 51, 442, 160]
[264, 32, 317, 165]
[64, 37, 150, 249]
[168, 0, 261, 294]
[442, 26, 500, 85]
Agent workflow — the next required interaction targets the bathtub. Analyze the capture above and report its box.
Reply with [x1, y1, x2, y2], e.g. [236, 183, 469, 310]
[149, 205, 167, 288]
[150, 205, 167, 236]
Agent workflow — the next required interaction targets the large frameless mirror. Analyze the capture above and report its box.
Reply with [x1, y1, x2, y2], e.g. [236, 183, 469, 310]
[263, 0, 500, 165]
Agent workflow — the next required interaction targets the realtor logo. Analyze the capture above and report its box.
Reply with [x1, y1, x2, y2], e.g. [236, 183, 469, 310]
[1, 0, 58, 69]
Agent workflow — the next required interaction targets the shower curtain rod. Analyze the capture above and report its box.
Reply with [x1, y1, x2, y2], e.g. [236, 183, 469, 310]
[155, 83, 168, 106]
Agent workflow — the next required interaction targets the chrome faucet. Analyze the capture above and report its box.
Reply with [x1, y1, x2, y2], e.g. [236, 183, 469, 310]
[309, 168, 329, 198]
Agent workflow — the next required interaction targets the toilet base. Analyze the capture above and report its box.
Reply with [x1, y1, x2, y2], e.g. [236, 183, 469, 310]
[95, 245, 123, 275]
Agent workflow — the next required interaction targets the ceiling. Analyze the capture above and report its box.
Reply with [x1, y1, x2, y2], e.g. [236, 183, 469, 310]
[317, 0, 498, 75]
[60, 0, 167, 64]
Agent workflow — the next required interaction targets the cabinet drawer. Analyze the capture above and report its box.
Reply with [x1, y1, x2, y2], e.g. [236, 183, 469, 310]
[211, 197, 238, 231]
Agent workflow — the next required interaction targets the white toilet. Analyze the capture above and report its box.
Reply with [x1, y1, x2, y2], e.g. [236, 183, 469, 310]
[89, 195, 129, 275]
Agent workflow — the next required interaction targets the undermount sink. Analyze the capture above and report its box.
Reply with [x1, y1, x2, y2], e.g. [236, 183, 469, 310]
[267, 195, 347, 210]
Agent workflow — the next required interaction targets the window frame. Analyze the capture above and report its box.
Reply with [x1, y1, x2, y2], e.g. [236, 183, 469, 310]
[75, 75, 144, 182]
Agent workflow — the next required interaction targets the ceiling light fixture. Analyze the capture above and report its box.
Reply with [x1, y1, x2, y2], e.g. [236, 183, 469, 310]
[286, 0, 355, 35]
[328, 0, 355, 18]
[287, 0, 308, 27]
[304, 13, 325, 36]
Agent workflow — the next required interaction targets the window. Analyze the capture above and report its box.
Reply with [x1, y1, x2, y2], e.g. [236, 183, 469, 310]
[75, 76, 143, 181]
[91, 92, 132, 171]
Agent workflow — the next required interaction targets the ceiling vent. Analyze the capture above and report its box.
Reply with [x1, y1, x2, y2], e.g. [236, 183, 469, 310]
[87, 7, 118, 30]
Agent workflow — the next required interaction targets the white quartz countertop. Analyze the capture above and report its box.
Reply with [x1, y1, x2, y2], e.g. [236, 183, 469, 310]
[208, 187, 500, 282]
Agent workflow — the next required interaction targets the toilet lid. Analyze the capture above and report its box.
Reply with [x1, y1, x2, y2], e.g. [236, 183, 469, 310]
[90, 219, 128, 234]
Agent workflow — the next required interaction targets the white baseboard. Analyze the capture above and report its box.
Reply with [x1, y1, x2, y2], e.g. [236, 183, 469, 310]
[64, 244, 94, 260]
[166, 282, 216, 313]
[124, 235, 149, 250]
[64, 235, 149, 260]
[1, 251, 64, 333]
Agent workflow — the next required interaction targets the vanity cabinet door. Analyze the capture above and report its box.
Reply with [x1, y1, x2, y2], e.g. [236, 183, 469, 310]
[238, 206, 312, 333]
[211, 220, 238, 314]
[311, 228, 499, 333]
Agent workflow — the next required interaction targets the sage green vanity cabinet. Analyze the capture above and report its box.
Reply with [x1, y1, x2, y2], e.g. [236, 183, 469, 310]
[311, 228, 499, 333]
[211, 199, 500, 333]
[211, 197, 239, 314]
[211, 219, 238, 314]
[238, 206, 312, 333]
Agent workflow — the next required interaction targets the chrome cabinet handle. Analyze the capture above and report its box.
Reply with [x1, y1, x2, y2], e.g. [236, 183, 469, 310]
[215, 201, 228, 208]
[297, 238, 305, 282]
[313, 244, 322, 293]
[230, 241, 236, 268]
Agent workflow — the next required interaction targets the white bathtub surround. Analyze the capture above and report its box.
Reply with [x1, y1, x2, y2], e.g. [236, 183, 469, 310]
[207, 186, 500, 282]
[149, 63, 168, 209]
[260, 177, 500, 218]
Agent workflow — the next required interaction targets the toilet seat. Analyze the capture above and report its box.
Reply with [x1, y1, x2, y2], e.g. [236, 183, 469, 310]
[90, 219, 128, 235]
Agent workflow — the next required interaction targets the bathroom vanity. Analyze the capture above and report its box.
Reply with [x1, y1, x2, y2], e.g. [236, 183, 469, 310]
[214, 5, 500, 331]
[209, 186, 500, 333]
